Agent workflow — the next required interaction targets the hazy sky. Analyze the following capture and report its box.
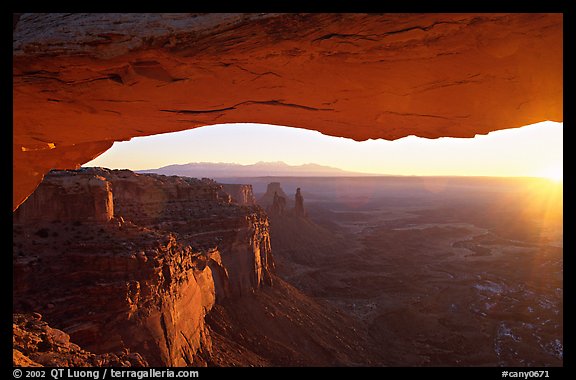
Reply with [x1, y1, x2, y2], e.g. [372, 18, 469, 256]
[84, 121, 563, 179]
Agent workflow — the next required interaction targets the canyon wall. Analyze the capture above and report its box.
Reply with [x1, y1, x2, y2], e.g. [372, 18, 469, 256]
[13, 220, 216, 366]
[221, 184, 256, 206]
[12, 13, 563, 210]
[13, 168, 274, 366]
[83, 168, 274, 296]
[13, 170, 113, 224]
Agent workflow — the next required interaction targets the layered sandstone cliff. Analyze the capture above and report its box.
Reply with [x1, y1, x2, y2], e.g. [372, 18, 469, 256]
[13, 220, 217, 366]
[221, 184, 256, 206]
[13, 168, 274, 366]
[13, 170, 113, 224]
[81, 168, 274, 296]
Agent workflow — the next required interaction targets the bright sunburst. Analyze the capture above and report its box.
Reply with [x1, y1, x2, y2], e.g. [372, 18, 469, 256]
[539, 165, 563, 183]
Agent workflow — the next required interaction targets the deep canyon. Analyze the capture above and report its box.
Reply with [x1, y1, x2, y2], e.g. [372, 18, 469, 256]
[13, 169, 382, 366]
[12, 12, 563, 368]
[13, 170, 563, 366]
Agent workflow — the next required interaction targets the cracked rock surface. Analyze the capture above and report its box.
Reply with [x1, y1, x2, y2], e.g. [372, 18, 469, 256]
[13, 13, 562, 209]
[13, 313, 148, 367]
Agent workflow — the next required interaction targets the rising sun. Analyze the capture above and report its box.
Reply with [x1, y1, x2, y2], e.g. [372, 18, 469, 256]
[539, 165, 563, 183]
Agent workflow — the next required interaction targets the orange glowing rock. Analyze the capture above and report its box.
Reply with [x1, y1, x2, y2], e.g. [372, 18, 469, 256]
[13, 13, 562, 210]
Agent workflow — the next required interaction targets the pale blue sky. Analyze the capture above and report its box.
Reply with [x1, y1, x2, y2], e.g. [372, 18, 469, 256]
[84, 121, 563, 179]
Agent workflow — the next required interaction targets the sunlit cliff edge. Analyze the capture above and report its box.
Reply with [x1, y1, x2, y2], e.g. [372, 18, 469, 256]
[13, 168, 273, 366]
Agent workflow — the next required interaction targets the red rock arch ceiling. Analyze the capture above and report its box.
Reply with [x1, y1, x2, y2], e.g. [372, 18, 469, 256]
[13, 13, 562, 210]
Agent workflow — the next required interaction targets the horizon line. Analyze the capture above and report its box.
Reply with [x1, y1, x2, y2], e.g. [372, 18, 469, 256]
[81, 166, 562, 182]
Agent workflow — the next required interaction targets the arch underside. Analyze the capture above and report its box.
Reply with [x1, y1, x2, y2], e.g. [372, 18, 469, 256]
[13, 13, 563, 210]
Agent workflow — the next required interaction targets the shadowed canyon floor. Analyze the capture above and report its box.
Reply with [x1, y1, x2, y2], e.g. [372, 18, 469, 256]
[264, 177, 563, 366]
[206, 276, 382, 366]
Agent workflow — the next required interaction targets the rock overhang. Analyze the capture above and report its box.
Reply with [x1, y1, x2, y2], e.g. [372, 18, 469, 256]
[13, 13, 563, 210]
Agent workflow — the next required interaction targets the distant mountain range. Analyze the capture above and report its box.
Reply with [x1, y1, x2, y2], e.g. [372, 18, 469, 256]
[137, 161, 376, 178]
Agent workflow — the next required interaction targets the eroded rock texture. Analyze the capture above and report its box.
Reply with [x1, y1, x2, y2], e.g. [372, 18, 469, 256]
[87, 169, 274, 296]
[13, 168, 274, 366]
[221, 184, 257, 206]
[13, 170, 114, 224]
[13, 13, 562, 210]
[13, 313, 148, 367]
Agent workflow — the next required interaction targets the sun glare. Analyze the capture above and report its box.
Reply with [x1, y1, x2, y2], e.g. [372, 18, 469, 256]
[539, 165, 563, 183]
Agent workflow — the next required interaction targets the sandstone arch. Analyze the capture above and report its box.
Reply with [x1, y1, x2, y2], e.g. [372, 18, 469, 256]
[13, 13, 562, 210]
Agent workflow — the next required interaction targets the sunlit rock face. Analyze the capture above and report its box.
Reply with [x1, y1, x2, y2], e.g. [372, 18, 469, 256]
[88, 169, 274, 297]
[13, 168, 275, 365]
[13, 170, 114, 224]
[13, 226, 216, 366]
[13, 13, 562, 210]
